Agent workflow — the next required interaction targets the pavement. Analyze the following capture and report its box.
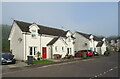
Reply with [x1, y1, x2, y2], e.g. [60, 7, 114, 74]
[2, 53, 119, 77]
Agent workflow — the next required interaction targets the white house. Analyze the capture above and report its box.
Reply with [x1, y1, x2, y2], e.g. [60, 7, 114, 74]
[73, 32, 107, 54]
[116, 38, 120, 51]
[8, 20, 75, 60]
[107, 37, 120, 52]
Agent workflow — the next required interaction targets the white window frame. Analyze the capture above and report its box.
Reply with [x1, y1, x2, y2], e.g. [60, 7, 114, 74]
[29, 47, 37, 56]
[31, 30, 37, 38]
[70, 48, 72, 54]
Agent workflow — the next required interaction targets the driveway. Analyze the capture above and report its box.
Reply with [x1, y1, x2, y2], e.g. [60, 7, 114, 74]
[2, 61, 27, 71]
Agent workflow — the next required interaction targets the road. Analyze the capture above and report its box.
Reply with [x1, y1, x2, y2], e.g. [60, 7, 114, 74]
[2, 53, 118, 77]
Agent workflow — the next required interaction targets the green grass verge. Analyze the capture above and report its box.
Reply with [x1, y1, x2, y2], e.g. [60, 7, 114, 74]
[33, 59, 54, 64]
[98, 54, 104, 56]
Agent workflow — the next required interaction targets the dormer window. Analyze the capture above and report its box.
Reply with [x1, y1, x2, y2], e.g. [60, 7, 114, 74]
[68, 36, 71, 42]
[31, 30, 37, 38]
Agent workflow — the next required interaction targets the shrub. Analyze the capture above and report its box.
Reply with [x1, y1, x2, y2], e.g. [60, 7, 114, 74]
[53, 54, 62, 59]
[64, 55, 74, 59]
[37, 51, 41, 60]
[82, 52, 87, 59]
[104, 51, 110, 56]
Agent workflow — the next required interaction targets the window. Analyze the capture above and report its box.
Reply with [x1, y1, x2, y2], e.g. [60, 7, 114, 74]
[31, 30, 37, 38]
[29, 47, 37, 55]
[30, 47, 32, 55]
[90, 48, 93, 51]
[67, 48, 69, 54]
[62, 47, 64, 52]
[94, 48, 96, 51]
[55, 46, 57, 52]
[34, 47, 37, 55]
[85, 43, 87, 46]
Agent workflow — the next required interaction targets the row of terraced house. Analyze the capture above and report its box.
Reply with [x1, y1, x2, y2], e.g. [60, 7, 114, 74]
[9, 20, 109, 61]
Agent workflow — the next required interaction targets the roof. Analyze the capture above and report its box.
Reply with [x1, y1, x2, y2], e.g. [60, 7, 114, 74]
[96, 41, 104, 47]
[71, 35, 76, 39]
[14, 20, 67, 37]
[93, 35, 103, 41]
[76, 32, 103, 41]
[76, 32, 91, 39]
[106, 37, 120, 43]
[47, 37, 59, 46]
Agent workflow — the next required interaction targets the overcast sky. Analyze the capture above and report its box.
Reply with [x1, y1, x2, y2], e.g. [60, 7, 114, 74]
[2, 2, 118, 37]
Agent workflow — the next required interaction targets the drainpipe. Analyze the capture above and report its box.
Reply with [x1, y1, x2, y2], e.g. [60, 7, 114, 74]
[92, 38, 94, 51]
[23, 33, 27, 61]
[40, 34, 41, 55]
[93, 39, 95, 51]
[51, 45, 53, 59]
[25, 33, 27, 60]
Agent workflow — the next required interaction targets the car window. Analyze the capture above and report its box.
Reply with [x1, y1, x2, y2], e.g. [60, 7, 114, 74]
[2, 53, 13, 59]
[81, 50, 87, 52]
[88, 50, 92, 52]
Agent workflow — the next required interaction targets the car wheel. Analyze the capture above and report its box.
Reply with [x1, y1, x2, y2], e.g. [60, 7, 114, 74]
[12, 61, 16, 64]
[76, 55, 80, 57]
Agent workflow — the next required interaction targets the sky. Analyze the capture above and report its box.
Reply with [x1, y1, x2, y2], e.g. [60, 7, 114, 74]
[2, 2, 118, 37]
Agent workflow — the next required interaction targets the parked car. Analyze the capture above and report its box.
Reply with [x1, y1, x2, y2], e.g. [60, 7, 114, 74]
[75, 50, 93, 57]
[86, 50, 94, 57]
[93, 51, 99, 56]
[1, 53, 16, 65]
[75, 51, 83, 57]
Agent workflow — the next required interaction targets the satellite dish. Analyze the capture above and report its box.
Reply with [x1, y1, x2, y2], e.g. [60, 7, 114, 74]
[18, 38, 22, 42]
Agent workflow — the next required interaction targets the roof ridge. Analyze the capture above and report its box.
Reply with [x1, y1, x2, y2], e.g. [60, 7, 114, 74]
[76, 31, 91, 35]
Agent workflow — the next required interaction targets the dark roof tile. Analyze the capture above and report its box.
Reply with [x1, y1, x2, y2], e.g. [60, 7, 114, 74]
[47, 37, 59, 46]
[76, 32, 91, 39]
[14, 20, 67, 37]
[96, 41, 104, 47]
[93, 35, 103, 41]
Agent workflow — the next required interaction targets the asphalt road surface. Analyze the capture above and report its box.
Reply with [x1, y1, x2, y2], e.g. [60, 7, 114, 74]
[2, 53, 119, 77]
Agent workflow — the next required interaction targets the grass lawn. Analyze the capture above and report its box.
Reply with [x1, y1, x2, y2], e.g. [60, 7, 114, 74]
[33, 59, 54, 64]
[99, 54, 104, 56]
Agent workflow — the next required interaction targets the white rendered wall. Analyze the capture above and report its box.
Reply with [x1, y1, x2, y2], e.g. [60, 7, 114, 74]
[52, 38, 67, 58]
[66, 31, 74, 56]
[74, 33, 90, 52]
[9, 22, 24, 60]
[25, 25, 40, 60]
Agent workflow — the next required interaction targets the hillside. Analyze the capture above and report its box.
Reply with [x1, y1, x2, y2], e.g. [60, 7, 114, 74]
[1, 25, 11, 52]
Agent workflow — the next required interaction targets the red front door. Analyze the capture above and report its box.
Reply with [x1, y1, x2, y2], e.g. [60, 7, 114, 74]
[42, 47, 47, 59]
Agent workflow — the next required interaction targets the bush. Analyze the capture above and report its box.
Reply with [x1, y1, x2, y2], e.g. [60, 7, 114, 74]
[104, 51, 110, 56]
[37, 51, 41, 60]
[64, 55, 74, 59]
[53, 54, 62, 59]
[82, 52, 87, 59]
